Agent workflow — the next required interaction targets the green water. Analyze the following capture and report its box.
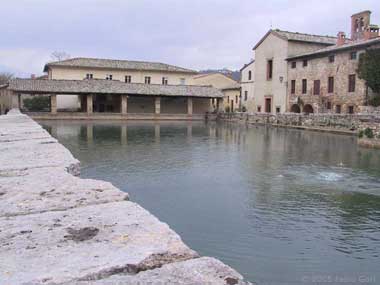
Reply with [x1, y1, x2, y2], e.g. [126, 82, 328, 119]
[40, 120, 380, 285]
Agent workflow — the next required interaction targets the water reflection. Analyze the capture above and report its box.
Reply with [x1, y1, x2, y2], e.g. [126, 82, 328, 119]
[39, 120, 380, 284]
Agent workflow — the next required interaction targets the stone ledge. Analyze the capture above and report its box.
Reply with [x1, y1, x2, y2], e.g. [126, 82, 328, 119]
[74, 257, 249, 285]
[0, 167, 129, 217]
[0, 110, 250, 284]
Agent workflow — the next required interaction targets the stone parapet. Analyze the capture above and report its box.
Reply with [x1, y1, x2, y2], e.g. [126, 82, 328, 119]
[0, 109, 250, 285]
[220, 112, 380, 137]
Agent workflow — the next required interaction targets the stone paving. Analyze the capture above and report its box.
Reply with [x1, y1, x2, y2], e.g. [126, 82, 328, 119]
[0, 110, 250, 284]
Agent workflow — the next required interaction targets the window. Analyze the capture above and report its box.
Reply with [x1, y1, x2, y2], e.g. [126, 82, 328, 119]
[303, 60, 308, 67]
[162, 77, 168, 85]
[276, 107, 280, 113]
[336, 105, 341, 114]
[244, 91, 248, 101]
[291, 61, 297, 69]
[348, 74, 356, 92]
[350, 51, 357, 60]
[248, 71, 252, 81]
[227, 96, 229, 102]
[125, 75, 132, 83]
[267, 60, 273, 80]
[145, 76, 151, 84]
[348, 106, 354, 114]
[257, 106, 261, 112]
[313, 80, 320, 95]
[86, 73, 93, 79]
[180, 78, 186, 85]
[291, 80, 296, 94]
[106, 74, 113, 80]
[235, 95, 238, 104]
[328, 77, 334, 93]
[327, 101, 332, 110]
[302, 79, 307, 94]
[328, 55, 335, 63]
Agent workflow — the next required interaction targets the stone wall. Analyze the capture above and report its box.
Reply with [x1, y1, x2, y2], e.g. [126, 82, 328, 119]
[287, 47, 367, 114]
[220, 112, 380, 137]
[0, 109, 250, 285]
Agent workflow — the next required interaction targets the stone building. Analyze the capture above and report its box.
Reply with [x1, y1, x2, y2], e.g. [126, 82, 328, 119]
[248, 29, 337, 114]
[240, 60, 255, 113]
[287, 11, 380, 114]
[192, 73, 241, 112]
[0, 58, 224, 119]
[44, 58, 200, 111]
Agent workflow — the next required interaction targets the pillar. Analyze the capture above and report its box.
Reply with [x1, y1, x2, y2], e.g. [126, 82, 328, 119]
[187, 97, 193, 115]
[121, 95, 128, 114]
[87, 94, 93, 114]
[155, 97, 161, 115]
[11, 92, 19, 108]
[216, 98, 223, 112]
[50, 94, 57, 114]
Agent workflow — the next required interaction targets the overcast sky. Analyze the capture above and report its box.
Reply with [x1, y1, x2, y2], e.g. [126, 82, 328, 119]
[1, 0, 379, 76]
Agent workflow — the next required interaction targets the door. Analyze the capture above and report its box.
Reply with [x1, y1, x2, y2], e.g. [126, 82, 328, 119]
[265, 98, 271, 113]
[231, 101, 234, 112]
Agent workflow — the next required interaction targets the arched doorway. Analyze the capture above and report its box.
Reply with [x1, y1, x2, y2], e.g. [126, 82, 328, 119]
[303, 104, 314, 114]
[290, 104, 301, 113]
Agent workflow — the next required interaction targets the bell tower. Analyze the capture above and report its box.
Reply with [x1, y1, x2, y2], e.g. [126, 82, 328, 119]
[351, 11, 371, 41]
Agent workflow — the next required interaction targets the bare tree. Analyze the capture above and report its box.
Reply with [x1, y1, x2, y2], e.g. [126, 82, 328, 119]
[50, 51, 71, 62]
[0, 72, 14, 85]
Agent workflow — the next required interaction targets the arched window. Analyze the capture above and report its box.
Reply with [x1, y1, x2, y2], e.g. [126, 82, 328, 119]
[248, 71, 252, 81]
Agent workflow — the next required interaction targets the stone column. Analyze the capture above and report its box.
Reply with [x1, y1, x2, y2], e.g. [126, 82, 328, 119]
[155, 97, 161, 115]
[216, 98, 223, 113]
[87, 94, 93, 115]
[121, 95, 128, 114]
[187, 97, 193, 115]
[50, 94, 57, 114]
[11, 92, 19, 108]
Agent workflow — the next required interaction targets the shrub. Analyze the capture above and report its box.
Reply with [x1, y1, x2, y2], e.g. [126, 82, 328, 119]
[358, 130, 364, 138]
[23, 96, 50, 112]
[364, 128, 374, 139]
[368, 96, 380, 107]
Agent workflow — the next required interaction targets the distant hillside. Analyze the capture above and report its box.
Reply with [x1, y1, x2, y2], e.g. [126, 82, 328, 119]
[199, 69, 240, 82]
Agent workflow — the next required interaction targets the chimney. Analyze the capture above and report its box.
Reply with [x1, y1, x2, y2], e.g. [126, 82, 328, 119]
[337, 32, 346, 46]
[364, 25, 380, 40]
[31, 74, 36, 79]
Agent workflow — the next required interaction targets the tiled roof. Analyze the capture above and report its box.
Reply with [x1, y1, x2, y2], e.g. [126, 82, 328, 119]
[7, 79, 223, 98]
[273, 30, 338, 45]
[253, 29, 337, 50]
[43, 57, 198, 74]
[287, 37, 380, 60]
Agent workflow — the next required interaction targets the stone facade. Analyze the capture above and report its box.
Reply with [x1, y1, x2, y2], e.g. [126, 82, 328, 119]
[287, 49, 368, 114]
[249, 30, 336, 114]
[287, 11, 380, 115]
